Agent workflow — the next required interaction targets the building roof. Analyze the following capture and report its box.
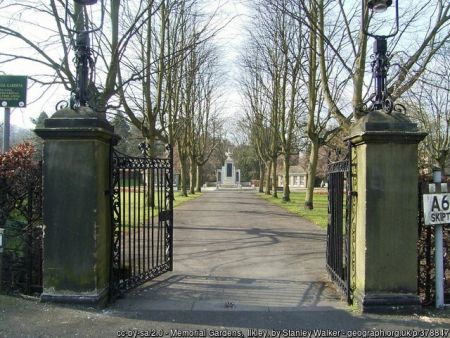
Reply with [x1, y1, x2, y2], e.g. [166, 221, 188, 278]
[289, 165, 307, 175]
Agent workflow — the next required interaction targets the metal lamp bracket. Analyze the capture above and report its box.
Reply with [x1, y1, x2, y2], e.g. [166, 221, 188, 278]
[362, 0, 399, 39]
[64, 0, 105, 34]
[362, 0, 401, 114]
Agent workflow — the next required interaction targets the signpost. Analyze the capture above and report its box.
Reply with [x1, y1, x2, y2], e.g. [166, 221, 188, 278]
[0, 75, 28, 153]
[0, 75, 28, 108]
[423, 193, 450, 225]
[422, 169, 448, 308]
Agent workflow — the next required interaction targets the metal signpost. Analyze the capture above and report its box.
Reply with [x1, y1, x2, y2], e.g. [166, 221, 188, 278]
[0, 75, 28, 153]
[422, 169, 449, 308]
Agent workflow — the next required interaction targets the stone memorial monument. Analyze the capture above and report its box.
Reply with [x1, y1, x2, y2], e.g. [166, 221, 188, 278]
[216, 150, 241, 188]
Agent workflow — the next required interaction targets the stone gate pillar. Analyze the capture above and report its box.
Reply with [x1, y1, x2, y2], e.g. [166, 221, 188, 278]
[35, 108, 118, 307]
[348, 110, 426, 313]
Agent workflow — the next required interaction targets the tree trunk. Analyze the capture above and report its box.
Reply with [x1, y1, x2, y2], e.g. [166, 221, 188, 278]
[283, 155, 290, 202]
[259, 162, 265, 193]
[147, 170, 154, 209]
[304, 139, 319, 209]
[144, 143, 154, 208]
[272, 157, 278, 198]
[180, 156, 188, 197]
[265, 161, 272, 195]
[436, 149, 448, 178]
[189, 158, 196, 195]
[196, 164, 202, 193]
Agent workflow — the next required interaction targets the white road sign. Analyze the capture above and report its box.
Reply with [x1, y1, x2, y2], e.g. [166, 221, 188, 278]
[423, 193, 450, 226]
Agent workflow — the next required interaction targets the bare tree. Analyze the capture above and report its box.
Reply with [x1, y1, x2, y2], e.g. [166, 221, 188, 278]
[302, 0, 347, 209]
[405, 51, 450, 175]
[0, 1, 159, 113]
[241, 38, 277, 196]
[116, 0, 210, 149]
[282, 0, 450, 128]
[275, 0, 450, 208]
[191, 48, 224, 193]
[241, 0, 306, 200]
[182, 39, 223, 195]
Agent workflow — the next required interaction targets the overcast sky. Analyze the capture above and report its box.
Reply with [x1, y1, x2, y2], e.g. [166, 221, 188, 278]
[0, 0, 249, 130]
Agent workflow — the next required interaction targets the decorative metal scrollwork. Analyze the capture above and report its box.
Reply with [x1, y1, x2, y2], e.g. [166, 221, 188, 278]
[55, 100, 70, 111]
[366, 36, 408, 116]
[139, 142, 150, 157]
[393, 103, 406, 114]
[383, 97, 394, 114]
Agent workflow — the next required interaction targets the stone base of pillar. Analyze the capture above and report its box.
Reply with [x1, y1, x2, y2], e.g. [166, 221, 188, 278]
[41, 288, 109, 308]
[354, 290, 421, 314]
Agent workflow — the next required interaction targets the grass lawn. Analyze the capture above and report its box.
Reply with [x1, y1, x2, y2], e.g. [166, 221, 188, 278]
[120, 190, 202, 227]
[259, 191, 329, 228]
[173, 191, 203, 208]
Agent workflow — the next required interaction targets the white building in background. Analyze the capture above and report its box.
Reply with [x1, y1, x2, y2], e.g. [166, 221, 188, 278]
[277, 165, 307, 188]
[216, 150, 241, 187]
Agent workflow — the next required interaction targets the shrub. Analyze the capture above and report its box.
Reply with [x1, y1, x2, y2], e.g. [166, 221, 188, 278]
[0, 142, 41, 226]
[0, 142, 42, 295]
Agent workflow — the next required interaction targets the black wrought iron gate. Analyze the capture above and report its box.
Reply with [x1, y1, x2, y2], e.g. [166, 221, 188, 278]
[109, 144, 174, 299]
[326, 143, 353, 304]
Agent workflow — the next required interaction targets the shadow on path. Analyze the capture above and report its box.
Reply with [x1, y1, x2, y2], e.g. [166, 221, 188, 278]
[117, 274, 341, 312]
[114, 190, 346, 315]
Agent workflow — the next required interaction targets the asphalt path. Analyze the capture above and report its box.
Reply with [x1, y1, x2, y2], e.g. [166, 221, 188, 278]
[117, 190, 344, 312]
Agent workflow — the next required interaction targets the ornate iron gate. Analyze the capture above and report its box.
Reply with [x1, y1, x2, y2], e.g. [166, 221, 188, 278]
[326, 143, 353, 304]
[109, 144, 174, 299]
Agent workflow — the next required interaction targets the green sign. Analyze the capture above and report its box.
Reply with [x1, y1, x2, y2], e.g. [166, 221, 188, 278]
[0, 75, 28, 108]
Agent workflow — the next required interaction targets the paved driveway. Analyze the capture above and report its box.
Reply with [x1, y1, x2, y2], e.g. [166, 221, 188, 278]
[116, 190, 344, 312]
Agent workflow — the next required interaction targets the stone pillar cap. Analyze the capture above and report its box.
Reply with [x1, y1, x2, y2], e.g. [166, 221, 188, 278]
[347, 110, 427, 145]
[34, 106, 119, 144]
[52, 106, 99, 119]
